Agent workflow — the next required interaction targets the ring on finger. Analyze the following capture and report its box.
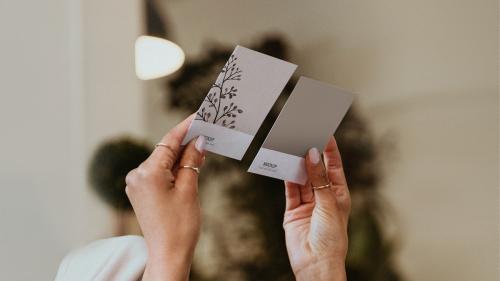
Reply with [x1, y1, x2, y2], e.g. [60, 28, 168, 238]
[179, 165, 200, 174]
[155, 142, 170, 148]
[311, 182, 331, 190]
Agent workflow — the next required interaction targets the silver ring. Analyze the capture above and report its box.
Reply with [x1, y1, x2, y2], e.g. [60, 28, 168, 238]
[311, 182, 331, 190]
[155, 142, 169, 148]
[179, 165, 200, 174]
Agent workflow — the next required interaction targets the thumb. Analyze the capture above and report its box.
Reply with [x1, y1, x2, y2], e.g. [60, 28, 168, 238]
[175, 136, 206, 195]
[305, 147, 338, 210]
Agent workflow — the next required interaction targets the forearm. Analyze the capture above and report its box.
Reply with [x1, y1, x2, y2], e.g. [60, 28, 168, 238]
[294, 259, 346, 281]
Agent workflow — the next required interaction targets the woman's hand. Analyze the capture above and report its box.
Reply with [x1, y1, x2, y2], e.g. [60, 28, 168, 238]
[283, 137, 351, 281]
[125, 114, 206, 281]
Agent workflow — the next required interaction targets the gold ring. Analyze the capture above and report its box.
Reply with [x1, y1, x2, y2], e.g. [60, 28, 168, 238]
[311, 182, 331, 190]
[180, 165, 200, 174]
[155, 142, 169, 148]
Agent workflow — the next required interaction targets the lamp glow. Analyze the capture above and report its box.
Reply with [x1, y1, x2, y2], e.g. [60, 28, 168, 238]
[135, 35, 185, 80]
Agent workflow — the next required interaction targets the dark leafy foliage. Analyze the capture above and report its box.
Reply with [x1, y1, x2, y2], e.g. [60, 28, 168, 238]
[88, 137, 152, 211]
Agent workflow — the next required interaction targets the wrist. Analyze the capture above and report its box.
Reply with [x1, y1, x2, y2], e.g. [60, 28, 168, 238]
[294, 258, 346, 281]
[143, 250, 193, 281]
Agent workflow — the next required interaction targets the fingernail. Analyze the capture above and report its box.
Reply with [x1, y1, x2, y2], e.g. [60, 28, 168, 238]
[308, 147, 321, 164]
[195, 136, 206, 153]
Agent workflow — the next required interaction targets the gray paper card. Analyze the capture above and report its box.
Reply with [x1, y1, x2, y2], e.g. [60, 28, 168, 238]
[182, 46, 297, 160]
[248, 76, 354, 184]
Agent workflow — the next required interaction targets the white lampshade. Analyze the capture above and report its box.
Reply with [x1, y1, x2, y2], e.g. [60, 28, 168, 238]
[135, 35, 185, 80]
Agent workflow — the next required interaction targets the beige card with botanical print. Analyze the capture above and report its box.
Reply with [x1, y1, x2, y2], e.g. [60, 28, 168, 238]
[182, 46, 297, 159]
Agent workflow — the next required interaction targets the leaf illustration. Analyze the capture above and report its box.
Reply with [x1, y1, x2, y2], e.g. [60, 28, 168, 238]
[198, 53, 244, 129]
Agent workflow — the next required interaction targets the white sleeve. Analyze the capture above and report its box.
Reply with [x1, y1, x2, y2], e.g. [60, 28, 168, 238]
[55, 235, 147, 281]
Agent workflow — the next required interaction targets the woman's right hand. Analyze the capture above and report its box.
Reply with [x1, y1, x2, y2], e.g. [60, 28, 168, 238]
[283, 137, 351, 281]
[125, 115, 206, 281]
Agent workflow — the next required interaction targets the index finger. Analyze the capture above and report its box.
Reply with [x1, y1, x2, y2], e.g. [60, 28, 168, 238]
[323, 137, 347, 186]
[148, 113, 195, 170]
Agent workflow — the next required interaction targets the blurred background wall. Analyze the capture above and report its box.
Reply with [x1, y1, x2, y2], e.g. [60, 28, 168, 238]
[0, 0, 498, 280]
[0, 0, 142, 280]
[151, 1, 498, 279]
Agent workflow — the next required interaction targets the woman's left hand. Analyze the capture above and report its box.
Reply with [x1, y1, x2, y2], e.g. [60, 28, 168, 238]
[125, 114, 206, 281]
[283, 137, 351, 281]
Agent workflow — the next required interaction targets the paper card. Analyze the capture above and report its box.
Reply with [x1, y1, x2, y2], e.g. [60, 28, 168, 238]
[248, 76, 354, 184]
[182, 46, 297, 159]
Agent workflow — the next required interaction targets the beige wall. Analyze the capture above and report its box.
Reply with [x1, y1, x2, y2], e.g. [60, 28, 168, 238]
[0, 0, 144, 279]
[155, 0, 498, 280]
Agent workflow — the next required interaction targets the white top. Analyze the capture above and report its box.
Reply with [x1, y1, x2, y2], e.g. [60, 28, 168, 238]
[55, 235, 147, 281]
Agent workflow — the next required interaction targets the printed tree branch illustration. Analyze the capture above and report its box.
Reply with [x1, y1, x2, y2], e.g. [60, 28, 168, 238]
[195, 54, 244, 129]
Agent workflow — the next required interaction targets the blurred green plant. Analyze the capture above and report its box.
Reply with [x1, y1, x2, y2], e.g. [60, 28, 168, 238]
[88, 137, 152, 211]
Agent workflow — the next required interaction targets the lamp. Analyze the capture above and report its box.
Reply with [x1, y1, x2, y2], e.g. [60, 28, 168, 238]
[135, 0, 184, 80]
[135, 36, 184, 80]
